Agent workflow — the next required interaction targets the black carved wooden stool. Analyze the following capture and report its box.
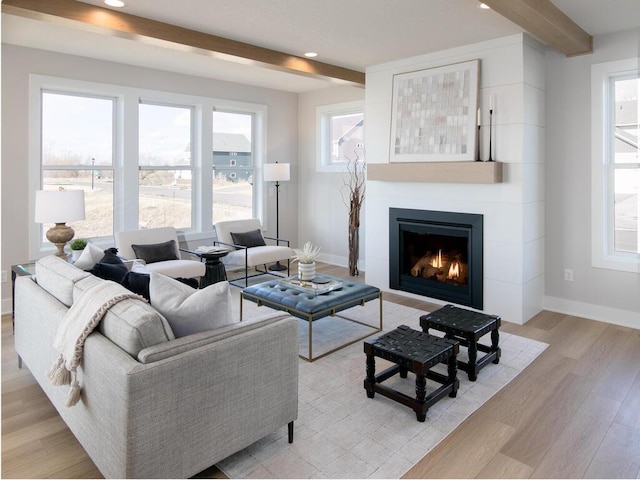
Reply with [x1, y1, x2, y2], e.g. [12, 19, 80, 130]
[363, 325, 459, 422]
[420, 304, 501, 381]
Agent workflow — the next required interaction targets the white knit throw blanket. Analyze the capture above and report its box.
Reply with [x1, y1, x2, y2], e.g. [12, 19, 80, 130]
[47, 281, 144, 407]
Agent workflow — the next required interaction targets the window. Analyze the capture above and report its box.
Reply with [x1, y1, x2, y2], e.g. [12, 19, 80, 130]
[41, 91, 115, 239]
[317, 101, 364, 172]
[592, 59, 639, 272]
[30, 76, 267, 257]
[212, 111, 254, 222]
[139, 102, 193, 230]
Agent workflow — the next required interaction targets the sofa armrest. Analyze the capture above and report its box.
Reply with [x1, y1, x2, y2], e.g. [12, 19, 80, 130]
[137, 312, 293, 363]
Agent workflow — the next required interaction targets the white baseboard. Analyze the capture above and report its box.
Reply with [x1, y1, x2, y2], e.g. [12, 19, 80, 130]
[316, 254, 366, 273]
[544, 295, 640, 330]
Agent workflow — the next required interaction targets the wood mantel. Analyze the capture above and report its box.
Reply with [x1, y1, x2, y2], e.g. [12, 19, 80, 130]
[367, 161, 503, 184]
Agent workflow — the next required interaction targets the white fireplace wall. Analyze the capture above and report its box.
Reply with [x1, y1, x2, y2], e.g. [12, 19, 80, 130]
[364, 34, 545, 325]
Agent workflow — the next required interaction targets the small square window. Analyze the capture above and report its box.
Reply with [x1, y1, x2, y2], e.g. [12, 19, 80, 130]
[317, 101, 364, 172]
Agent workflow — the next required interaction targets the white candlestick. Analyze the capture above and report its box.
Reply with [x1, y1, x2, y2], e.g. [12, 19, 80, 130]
[490, 94, 494, 110]
[477, 108, 481, 125]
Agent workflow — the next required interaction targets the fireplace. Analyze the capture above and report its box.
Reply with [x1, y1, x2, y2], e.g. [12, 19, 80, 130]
[389, 208, 483, 309]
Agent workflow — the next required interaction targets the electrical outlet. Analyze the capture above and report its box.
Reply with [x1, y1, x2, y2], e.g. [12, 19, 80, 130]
[1, 270, 7, 283]
[564, 268, 574, 282]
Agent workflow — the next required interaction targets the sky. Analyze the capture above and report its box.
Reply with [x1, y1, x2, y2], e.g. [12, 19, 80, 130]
[42, 92, 252, 167]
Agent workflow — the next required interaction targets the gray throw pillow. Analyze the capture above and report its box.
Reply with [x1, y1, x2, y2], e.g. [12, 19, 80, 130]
[230, 229, 266, 247]
[131, 240, 179, 264]
[149, 272, 235, 338]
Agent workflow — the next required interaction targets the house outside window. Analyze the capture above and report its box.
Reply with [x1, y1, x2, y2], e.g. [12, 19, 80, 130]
[212, 111, 254, 222]
[317, 101, 364, 172]
[592, 59, 639, 272]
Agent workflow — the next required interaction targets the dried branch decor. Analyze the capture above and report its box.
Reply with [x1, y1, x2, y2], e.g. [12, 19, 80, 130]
[342, 154, 366, 276]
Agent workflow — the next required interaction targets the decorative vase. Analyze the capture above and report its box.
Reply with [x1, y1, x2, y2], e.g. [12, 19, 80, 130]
[71, 249, 83, 262]
[298, 262, 316, 281]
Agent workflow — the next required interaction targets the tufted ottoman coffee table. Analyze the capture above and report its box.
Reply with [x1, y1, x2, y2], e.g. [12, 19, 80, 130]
[241, 275, 382, 361]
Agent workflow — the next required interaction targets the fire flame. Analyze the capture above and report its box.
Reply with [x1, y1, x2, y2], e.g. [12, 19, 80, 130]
[430, 249, 444, 268]
[448, 261, 460, 279]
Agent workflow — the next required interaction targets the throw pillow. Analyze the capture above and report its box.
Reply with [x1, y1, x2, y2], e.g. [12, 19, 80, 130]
[121, 271, 151, 300]
[230, 229, 266, 248]
[73, 242, 105, 271]
[149, 272, 235, 338]
[92, 262, 128, 283]
[91, 248, 128, 283]
[100, 247, 124, 264]
[131, 240, 179, 264]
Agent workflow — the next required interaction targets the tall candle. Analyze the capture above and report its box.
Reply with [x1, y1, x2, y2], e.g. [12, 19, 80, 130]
[490, 94, 495, 110]
[477, 108, 481, 125]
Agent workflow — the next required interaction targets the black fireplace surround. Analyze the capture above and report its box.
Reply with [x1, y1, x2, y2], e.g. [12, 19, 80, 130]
[389, 208, 483, 309]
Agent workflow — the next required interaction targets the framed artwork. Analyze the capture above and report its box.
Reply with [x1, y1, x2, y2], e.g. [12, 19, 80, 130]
[390, 59, 479, 162]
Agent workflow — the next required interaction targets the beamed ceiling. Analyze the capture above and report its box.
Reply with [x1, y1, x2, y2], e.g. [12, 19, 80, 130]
[2, 0, 639, 92]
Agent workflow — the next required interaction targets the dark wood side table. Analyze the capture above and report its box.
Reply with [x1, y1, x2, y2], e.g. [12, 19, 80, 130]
[420, 304, 501, 381]
[181, 248, 230, 288]
[364, 325, 459, 422]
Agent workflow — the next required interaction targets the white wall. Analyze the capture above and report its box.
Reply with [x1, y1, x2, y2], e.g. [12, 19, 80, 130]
[364, 34, 546, 325]
[297, 86, 366, 268]
[1, 44, 299, 312]
[544, 28, 640, 328]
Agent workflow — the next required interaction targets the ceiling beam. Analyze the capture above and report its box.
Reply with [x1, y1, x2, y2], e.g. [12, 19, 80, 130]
[1, 0, 366, 85]
[482, 0, 592, 56]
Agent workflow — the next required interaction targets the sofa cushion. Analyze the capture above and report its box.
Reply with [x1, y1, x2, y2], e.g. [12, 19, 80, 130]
[74, 274, 175, 356]
[149, 273, 235, 338]
[230, 229, 266, 248]
[35, 256, 92, 307]
[97, 298, 175, 356]
[132, 240, 179, 264]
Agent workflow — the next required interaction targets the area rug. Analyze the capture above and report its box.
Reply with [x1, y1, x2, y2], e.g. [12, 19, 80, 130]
[222, 296, 548, 479]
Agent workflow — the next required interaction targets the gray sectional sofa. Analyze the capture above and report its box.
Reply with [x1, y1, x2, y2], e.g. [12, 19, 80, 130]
[14, 255, 299, 478]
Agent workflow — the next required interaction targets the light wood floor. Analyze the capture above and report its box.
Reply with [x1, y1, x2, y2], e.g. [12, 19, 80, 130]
[2, 263, 639, 478]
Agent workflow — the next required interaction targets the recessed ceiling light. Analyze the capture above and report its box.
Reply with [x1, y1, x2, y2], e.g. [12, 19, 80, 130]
[105, 0, 125, 7]
[304, 52, 318, 58]
[480, 3, 490, 9]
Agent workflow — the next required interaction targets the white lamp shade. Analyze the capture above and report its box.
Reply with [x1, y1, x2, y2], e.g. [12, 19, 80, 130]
[263, 163, 290, 182]
[35, 189, 86, 224]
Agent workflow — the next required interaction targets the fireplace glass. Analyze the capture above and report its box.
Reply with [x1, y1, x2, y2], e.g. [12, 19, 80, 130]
[390, 208, 483, 309]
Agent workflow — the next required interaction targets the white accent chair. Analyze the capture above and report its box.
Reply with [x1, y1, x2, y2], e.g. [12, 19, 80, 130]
[115, 227, 206, 280]
[214, 219, 294, 287]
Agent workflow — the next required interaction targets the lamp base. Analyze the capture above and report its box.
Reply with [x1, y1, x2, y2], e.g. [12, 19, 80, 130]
[46, 223, 74, 258]
[268, 261, 287, 271]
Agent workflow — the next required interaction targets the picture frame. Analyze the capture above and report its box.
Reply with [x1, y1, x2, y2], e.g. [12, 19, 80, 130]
[390, 59, 479, 162]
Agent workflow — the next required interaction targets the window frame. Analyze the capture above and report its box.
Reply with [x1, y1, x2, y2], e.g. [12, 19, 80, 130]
[316, 100, 364, 172]
[591, 58, 640, 273]
[29, 75, 268, 258]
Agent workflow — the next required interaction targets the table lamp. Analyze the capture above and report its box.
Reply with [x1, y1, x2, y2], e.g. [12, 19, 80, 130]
[35, 188, 86, 258]
[263, 162, 290, 271]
